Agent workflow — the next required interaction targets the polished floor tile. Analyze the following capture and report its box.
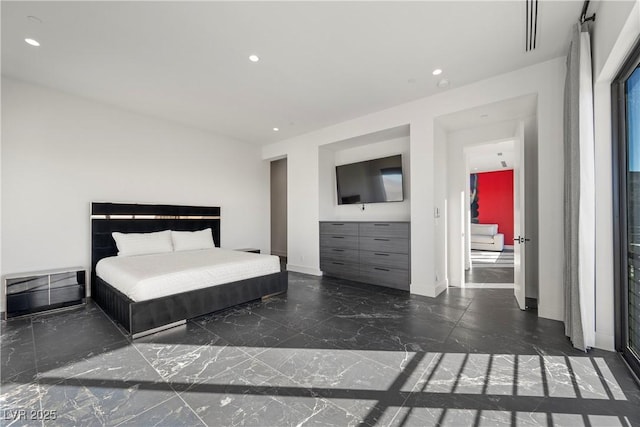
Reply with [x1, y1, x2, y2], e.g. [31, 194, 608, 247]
[0, 318, 36, 382]
[464, 266, 515, 285]
[2, 271, 639, 426]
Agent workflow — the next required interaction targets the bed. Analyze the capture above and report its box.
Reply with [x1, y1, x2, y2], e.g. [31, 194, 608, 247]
[91, 202, 288, 338]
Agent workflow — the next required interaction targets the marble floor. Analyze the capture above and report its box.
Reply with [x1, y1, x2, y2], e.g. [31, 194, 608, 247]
[464, 249, 515, 287]
[464, 266, 515, 285]
[2, 272, 640, 426]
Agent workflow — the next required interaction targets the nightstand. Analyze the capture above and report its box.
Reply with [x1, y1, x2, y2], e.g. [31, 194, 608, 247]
[2, 267, 86, 319]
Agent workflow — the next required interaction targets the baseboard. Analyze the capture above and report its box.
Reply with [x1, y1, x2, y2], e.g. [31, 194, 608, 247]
[286, 264, 323, 276]
[504, 245, 514, 249]
[594, 332, 615, 352]
[410, 279, 448, 297]
[448, 279, 462, 288]
[435, 279, 448, 296]
[463, 283, 514, 289]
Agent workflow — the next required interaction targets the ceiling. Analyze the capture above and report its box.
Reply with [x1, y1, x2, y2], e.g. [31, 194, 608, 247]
[437, 94, 537, 173]
[1, 1, 582, 145]
[466, 140, 516, 173]
[435, 94, 537, 132]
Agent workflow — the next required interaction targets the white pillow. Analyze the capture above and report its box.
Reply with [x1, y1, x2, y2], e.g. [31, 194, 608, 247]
[171, 228, 215, 252]
[112, 230, 173, 257]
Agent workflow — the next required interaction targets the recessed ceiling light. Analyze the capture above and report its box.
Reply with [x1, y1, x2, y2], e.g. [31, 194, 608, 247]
[24, 38, 40, 47]
[249, 55, 260, 62]
[437, 79, 450, 88]
[273, 127, 279, 132]
[432, 68, 443, 76]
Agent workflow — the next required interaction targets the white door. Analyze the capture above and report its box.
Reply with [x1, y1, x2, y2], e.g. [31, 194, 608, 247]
[513, 122, 527, 310]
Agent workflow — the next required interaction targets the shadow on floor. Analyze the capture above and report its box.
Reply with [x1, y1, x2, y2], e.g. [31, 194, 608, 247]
[2, 272, 639, 426]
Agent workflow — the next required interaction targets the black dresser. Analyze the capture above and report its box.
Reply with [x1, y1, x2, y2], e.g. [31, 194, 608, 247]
[319, 221, 410, 290]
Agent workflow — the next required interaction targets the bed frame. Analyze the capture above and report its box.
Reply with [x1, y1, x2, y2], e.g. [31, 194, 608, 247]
[90, 202, 288, 338]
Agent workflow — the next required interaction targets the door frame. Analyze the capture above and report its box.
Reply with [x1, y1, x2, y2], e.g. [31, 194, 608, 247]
[612, 38, 640, 377]
[513, 121, 526, 309]
[462, 138, 519, 291]
[270, 157, 288, 259]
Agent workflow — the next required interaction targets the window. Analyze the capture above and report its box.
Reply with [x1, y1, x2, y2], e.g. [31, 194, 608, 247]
[613, 40, 640, 379]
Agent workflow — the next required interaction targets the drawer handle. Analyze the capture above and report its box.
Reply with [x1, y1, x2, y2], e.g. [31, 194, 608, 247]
[332, 249, 345, 252]
[374, 267, 390, 272]
[332, 236, 345, 239]
[374, 253, 389, 256]
[332, 262, 345, 265]
[332, 223, 344, 226]
[374, 238, 389, 241]
[374, 223, 390, 226]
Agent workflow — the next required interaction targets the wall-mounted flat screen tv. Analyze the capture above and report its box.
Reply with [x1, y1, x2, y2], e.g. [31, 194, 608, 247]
[336, 154, 404, 205]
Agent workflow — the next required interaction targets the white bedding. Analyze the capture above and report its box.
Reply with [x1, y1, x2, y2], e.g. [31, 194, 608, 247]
[96, 248, 280, 302]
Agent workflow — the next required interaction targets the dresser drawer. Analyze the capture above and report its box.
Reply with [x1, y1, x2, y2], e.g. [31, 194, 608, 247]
[50, 285, 85, 305]
[321, 260, 359, 281]
[321, 248, 359, 263]
[49, 271, 84, 289]
[320, 234, 358, 250]
[359, 222, 409, 239]
[360, 250, 409, 270]
[6, 275, 49, 294]
[320, 222, 358, 236]
[359, 236, 409, 254]
[359, 265, 409, 290]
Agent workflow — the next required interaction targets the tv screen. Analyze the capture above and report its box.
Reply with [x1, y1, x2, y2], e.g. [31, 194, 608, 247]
[336, 155, 404, 205]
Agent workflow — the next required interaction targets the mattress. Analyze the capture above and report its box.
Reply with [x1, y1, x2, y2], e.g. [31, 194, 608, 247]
[96, 248, 280, 302]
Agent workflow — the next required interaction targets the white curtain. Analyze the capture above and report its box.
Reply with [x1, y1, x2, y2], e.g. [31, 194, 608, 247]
[564, 23, 595, 351]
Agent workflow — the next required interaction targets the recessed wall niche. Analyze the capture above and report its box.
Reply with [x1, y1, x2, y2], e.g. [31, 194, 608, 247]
[318, 125, 410, 222]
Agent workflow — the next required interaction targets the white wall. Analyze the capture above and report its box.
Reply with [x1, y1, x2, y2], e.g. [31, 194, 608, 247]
[322, 136, 410, 221]
[282, 142, 322, 275]
[1, 77, 269, 278]
[590, 0, 640, 350]
[592, 0, 637, 79]
[434, 123, 447, 291]
[318, 147, 335, 222]
[264, 57, 566, 312]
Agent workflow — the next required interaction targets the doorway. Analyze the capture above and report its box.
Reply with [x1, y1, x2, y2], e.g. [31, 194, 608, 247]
[439, 95, 538, 310]
[463, 141, 516, 289]
[270, 158, 287, 268]
[466, 170, 515, 287]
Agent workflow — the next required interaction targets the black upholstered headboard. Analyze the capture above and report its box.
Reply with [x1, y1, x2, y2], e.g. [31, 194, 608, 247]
[91, 202, 221, 277]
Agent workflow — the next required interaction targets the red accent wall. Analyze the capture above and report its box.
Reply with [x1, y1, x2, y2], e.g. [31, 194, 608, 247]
[476, 170, 514, 245]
